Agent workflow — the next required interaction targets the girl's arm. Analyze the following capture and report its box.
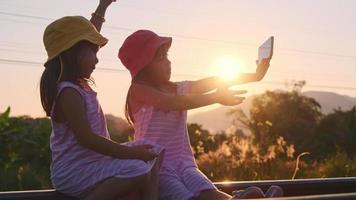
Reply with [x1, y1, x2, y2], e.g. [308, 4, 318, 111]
[90, 0, 116, 32]
[57, 88, 156, 162]
[131, 83, 246, 111]
[189, 59, 271, 94]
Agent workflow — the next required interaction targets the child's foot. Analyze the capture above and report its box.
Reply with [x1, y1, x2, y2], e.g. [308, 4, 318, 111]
[231, 186, 265, 199]
[265, 185, 283, 198]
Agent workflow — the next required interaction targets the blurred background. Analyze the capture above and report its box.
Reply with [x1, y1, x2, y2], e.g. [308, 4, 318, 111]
[1, 0, 356, 191]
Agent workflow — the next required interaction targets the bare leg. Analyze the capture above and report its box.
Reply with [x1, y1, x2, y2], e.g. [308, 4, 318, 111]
[141, 159, 159, 200]
[84, 174, 148, 200]
[198, 189, 232, 200]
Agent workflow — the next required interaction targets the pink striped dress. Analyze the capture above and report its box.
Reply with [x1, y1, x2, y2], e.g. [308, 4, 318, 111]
[133, 81, 216, 200]
[50, 81, 158, 198]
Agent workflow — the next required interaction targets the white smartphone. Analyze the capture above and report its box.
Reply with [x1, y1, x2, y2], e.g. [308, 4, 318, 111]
[258, 36, 274, 64]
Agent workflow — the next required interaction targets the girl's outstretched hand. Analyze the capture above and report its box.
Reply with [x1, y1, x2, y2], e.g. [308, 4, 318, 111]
[255, 58, 270, 81]
[216, 88, 247, 106]
[131, 144, 157, 162]
[99, 0, 116, 8]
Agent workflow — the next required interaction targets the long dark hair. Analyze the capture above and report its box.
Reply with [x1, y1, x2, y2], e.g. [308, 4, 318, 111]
[40, 41, 95, 116]
[40, 58, 61, 116]
[124, 69, 146, 125]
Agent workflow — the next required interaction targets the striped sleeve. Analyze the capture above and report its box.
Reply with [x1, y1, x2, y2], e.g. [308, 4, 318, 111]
[176, 81, 192, 95]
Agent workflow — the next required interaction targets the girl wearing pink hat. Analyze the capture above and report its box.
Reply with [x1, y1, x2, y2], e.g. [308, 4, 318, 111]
[119, 30, 282, 199]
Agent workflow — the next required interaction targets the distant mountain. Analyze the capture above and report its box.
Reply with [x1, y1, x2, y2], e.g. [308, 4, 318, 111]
[188, 91, 356, 132]
[188, 97, 253, 133]
[104, 91, 356, 133]
[303, 91, 356, 113]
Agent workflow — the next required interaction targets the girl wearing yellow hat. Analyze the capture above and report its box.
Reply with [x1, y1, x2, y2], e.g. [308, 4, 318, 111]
[40, 1, 160, 200]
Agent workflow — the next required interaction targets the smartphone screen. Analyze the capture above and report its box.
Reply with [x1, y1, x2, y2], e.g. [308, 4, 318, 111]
[258, 36, 274, 64]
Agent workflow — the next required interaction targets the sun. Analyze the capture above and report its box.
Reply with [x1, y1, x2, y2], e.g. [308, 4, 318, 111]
[212, 55, 244, 81]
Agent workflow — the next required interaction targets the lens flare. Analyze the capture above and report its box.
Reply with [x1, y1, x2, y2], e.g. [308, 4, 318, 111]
[212, 55, 244, 81]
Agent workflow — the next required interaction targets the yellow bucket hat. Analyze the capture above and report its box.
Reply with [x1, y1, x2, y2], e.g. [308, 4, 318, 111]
[43, 16, 108, 63]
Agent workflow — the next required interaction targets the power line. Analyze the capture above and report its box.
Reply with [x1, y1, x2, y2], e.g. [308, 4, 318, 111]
[1, 46, 355, 84]
[277, 48, 356, 60]
[0, 52, 350, 84]
[0, 48, 45, 55]
[0, 58, 191, 77]
[1, 58, 356, 91]
[0, 58, 43, 66]
[0, 17, 45, 25]
[0, 11, 256, 47]
[0, 11, 54, 21]
[1, 11, 356, 90]
[1, 11, 356, 60]
[261, 81, 356, 91]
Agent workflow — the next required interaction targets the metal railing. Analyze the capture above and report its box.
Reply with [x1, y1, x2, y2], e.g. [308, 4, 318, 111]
[0, 177, 356, 200]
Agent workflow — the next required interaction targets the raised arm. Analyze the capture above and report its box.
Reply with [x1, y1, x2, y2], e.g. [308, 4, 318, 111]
[131, 83, 246, 112]
[90, 0, 116, 32]
[189, 58, 271, 94]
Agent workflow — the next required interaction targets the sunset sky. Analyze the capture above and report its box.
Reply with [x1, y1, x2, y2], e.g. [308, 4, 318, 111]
[1, 0, 356, 118]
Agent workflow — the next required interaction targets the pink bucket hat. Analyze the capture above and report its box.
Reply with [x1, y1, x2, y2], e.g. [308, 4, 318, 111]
[118, 30, 172, 78]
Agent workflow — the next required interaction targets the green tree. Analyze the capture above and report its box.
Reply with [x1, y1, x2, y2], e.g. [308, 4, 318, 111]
[312, 107, 356, 159]
[230, 81, 322, 154]
[105, 114, 133, 143]
[196, 135, 296, 181]
[0, 107, 52, 191]
[346, 107, 356, 157]
[188, 123, 226, 158]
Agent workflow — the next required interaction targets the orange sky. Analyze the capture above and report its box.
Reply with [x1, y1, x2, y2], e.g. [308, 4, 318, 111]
[1, 0, 356, 117]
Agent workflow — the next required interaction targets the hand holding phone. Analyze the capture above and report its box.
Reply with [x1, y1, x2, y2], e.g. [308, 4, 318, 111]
[258, 36, 274, 64]
[255, 36, 274, 81]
